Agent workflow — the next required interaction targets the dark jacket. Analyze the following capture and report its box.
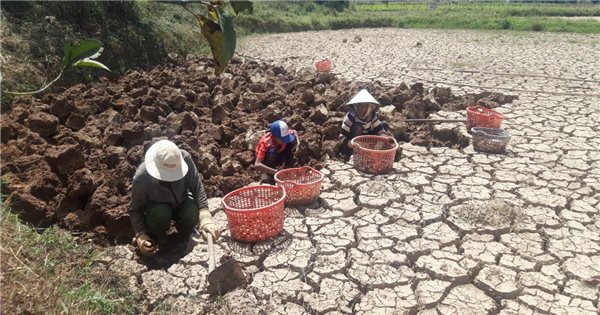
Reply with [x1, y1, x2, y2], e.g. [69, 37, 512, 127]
[129, 150, 208, 234]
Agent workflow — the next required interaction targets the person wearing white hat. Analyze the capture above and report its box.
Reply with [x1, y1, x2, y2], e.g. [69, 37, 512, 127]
[129, 140, 220, 256]
[338, 89, 390, 158]
[254, 120, 299, 184]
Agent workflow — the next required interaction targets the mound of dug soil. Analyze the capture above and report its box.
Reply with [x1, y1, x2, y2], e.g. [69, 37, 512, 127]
[0, 56, 514, 241]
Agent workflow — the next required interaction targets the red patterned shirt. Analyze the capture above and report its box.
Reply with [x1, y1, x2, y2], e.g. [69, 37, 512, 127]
[255, 132, 291, 161]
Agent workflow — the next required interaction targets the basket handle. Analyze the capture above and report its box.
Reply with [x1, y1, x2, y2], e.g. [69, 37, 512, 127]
[492, 111, 504, 119]
[474, 105, 503, 118]
[279, 166, 317, 188]
[383, 135, 397, 144]
[279, 169, 299, 189]
[351, 136, 397, 150]
[474, 106, 485, 112]
[470, 128, 487, 136]
[302, 165, 316, 173]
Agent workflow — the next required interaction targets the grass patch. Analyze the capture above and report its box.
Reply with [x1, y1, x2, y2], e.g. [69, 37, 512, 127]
[452, 200, 526, 229]
[0, 206, 138, 314]
[235, 2, 600, 34]
[357, 2, 600, 17]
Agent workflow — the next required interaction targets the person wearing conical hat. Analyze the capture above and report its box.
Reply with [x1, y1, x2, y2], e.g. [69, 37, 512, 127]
[338, 89, 390, 158]
[129, 140, 220, 257]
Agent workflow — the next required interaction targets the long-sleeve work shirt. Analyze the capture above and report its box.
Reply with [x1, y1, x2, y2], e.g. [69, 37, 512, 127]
[129, 150, 208, 234]
[339, 109, 385, 143]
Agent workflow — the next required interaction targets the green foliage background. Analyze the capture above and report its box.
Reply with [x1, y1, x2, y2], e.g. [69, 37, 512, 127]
[1, 1, 205, 94]
[1, 1, 598, 96]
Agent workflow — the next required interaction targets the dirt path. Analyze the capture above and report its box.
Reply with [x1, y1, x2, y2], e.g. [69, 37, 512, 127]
[97, 29, 600, 314]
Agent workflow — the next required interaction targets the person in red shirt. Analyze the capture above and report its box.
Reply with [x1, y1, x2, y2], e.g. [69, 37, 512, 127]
[255, 120, 299, 184]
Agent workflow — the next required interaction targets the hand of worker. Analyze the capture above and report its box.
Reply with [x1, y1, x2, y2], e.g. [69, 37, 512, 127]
[347, 140, 356, 149]
[333, 138, 344, 150]
[136, 232, 158, 256]
[294, 135, 300, 154]
[199, 208, 221, 241]
[379, 130, 394, 138]
[302, 165, 312, 174]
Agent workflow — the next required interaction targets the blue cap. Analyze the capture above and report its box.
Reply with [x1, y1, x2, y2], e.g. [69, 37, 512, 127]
[270, 120, 295, 144]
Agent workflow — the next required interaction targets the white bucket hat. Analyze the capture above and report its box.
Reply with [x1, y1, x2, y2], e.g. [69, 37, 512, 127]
[347, 89, 380, 106]
[144, 140, 189, 182]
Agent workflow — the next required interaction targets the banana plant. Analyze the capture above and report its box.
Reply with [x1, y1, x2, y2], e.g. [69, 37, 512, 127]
[160, 0, 253, 75]
[4, 39, 110, 96]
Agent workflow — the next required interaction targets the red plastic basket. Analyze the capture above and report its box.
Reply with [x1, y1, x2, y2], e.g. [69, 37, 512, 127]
[222, 185, 286, 242]
[351, 135, 398, 175]
[466, 106, 504, 130]
[274, 166, 324, 206]
[314, 58, 332, 72]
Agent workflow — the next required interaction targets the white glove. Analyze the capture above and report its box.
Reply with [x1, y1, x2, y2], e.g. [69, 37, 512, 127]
[199, 208, 221, 241]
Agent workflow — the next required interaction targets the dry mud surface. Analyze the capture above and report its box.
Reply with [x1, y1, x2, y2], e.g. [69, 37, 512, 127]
[7, 29, 600, 313]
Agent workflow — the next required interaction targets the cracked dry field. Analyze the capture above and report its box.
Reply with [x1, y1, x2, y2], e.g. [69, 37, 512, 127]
[96, 29, 600, 314]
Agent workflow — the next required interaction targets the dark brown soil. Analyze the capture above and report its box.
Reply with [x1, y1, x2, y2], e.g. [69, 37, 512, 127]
[0, 56, 514, 242]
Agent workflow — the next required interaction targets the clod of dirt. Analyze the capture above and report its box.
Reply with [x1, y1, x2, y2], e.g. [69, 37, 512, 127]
[1, 56, 514, 241]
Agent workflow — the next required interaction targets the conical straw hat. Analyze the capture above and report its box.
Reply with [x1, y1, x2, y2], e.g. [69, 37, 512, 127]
[347, 89, 380, 106]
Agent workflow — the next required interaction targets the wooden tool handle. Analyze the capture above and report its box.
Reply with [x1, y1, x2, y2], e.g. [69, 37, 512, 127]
[207, 233, 216, 273]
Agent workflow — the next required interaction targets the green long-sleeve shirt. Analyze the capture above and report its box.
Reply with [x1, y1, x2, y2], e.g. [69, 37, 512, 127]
[129, 150, 208, 234]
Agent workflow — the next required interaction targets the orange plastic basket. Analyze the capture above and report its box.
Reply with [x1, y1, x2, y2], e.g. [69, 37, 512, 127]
[274, 166, 324, 206]
[466, 106, 504, 130]
[314, 58, 332, 72]
[351, 135, 398, 175]
[222, 185, 286, 242]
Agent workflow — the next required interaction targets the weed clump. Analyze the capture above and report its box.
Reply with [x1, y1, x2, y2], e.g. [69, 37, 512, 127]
[453, 200, 525, 229]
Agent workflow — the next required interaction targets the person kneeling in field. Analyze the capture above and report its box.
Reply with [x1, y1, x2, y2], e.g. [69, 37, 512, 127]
[129, 140, 220, 257]
[254, 120, 299, 185]
[337, 89, 397, 159]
